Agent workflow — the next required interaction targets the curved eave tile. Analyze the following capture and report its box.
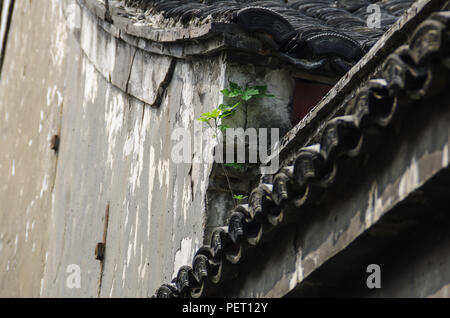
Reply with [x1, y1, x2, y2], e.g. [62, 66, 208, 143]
[78, 0, 415, 76]
[154, 8, 450, 298]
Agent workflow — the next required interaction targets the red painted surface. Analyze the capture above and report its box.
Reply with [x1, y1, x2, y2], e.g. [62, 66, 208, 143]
[291, 80, 332, 126]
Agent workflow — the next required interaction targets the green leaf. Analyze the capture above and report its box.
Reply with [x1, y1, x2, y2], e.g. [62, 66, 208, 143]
[222, 82, 244, 98]
[220, 88, 232, 97]
[200, 111, 213, 119]
[222, 102, 240, 111]
[218, 124, 230, 132]
[240, 88, 261, 101]
[233, 194, 248, 201]
[249, 85, 275, 98]
[245, 88, 260, 95]
[210, 109, 221, 118]
[219, 111, 233, 119]
[240, 93, 253, 101]
[254, 86, 267, 94]
[218, 104, 230, 111]
[224, 163, 242, 169]
[229, 82, 242, 91]
[223, 90, 241, 98]
[218, 102, 240, 119]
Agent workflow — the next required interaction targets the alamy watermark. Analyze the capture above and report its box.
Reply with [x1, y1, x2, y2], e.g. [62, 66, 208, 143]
[367, 4, 382, 29]
[66, 264, 81, 289]
[171, 120, 280, 174]
[366, 264, 381, 289]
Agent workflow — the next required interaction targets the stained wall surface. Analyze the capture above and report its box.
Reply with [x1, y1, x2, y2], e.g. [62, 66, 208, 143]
[0, 0, 222, 297]
[0, 0, 296, 297]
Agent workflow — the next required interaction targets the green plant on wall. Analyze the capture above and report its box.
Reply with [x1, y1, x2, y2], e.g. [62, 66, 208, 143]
[233, 194, 249, 203]
[197, 81, 274, 205]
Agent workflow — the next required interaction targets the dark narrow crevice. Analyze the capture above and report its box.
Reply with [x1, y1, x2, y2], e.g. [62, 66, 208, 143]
[97, 202, 110, 298]
[125, 48, 138, 114]
[0, 0, 15, 79]
[151, 58, 177, 108]
[104, 0, 113, 24]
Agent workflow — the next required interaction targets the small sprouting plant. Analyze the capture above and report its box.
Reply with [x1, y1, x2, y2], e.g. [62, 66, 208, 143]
[197, 102, 240, 138]
[197, 81, 274, 205]
[233, 194, 249, 203]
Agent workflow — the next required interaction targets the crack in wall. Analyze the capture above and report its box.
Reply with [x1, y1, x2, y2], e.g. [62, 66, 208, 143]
[97, 202, 110, 297]
[150, 58, 177, 108]
[0, 0, 15, 78]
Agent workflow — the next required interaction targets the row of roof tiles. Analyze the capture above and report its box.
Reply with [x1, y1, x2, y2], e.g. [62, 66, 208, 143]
[122, 1, 414, 48]
[153, 8, 450, 298]
[117, 0, 416, 74]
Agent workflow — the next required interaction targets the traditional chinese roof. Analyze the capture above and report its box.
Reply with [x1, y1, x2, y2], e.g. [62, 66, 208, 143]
[153, 2, 450, 298]
[118, 0, 415, 73]
[78, 0, 417, 81]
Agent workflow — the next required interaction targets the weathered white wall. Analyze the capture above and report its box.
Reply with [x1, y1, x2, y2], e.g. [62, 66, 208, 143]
[0, 0, 67, 297]
[0, 0, 226, 297]
[0, 0, 307, 298]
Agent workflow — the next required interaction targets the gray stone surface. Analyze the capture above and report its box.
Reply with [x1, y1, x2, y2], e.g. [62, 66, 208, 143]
[0, 0, 226, 297]
[1, 0, 449, 299]
[0, 0, 297, 297]
[0, 0, 67, 297]
[216, 96, 450, 297]
[40, 35, 227, 297]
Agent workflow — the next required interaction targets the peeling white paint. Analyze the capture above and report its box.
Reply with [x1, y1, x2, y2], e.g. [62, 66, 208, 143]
[11, 160, 15, 176]
[25, 221, 30, 242]
[84, 61, 98, 105]
[443, 144, 449, 168]
[134, 206, 139, 257]
[124, 109, 149, 193]
[398, 157, 419, 200]
[365, 183, 378, 228]
[40, 276, 44, 296]
[182, 178, 192, 224]
[109, 279, 115, 297]
[40, 175, 49, 198]
[124, 202, 130, 228]
[50, 3, 67, 67]
[194, 237, 200, 252]
[303, 247, 322, 270]
[141, 255, 148, 280]
[105, 87, 125, 169]
[122, 263, 127, 289]
[173, 237, 194, 278]
[14, 234, 18, 254]
[289, 249, 304, 291]
[158, 159, 170, 191]
[47, 87, 55, 107]
[137, 243, 144, 280]
[38, 110, 44, 133]
[65, 1, 81, 31]
[127, 241, 132, 268]
[147, 146, 156, 239]
[364, 182, 393, 229]
[172, 180, 178, 224]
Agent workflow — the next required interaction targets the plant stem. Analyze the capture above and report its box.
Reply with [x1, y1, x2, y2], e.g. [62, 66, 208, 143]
[221, 162, 237, 206]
